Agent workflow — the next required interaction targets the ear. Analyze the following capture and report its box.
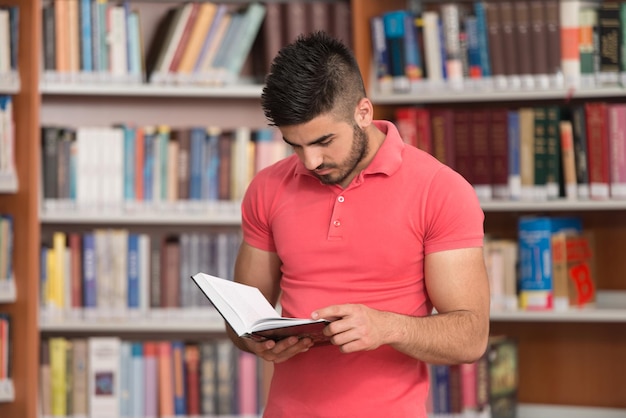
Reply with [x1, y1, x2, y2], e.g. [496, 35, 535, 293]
[354, 97, 374, 128]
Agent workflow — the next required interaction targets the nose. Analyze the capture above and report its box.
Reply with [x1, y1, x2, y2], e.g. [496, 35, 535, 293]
[301, 147, 323, 171]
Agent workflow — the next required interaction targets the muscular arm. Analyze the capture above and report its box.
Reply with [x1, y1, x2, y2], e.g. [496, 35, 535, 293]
[226, 241, 315, 361]
[313, 247, 490, 364]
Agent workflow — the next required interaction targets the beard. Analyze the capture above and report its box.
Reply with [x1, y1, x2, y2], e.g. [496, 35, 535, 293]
[315, 124, 369, 186]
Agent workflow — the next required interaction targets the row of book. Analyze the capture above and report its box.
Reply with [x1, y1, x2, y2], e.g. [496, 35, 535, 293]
[40, 337, 265, 418]
[41, 124, 291, 212]
[0, 7, 17, 78]
[395, 102, 626, 202]
[0, 314, 9, 381]
[428, 335, 517, 418]
[483, 215, 597, 313]
[372, 1, 626, 94]
[41, 0, 352, 86]
[40, 230, 241, 317]
[518, 216, 596, 311]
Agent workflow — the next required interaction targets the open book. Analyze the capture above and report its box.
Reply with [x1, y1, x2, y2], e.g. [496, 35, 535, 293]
[191, 272, 331, 344]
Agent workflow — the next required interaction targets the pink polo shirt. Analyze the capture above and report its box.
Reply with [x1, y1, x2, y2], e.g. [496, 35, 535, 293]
[241, 120, 484, 417]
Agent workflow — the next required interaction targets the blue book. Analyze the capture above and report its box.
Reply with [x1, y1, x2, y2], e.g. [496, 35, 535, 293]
[382, 10, 409, 92]
[119, 341, 132, 417]
[465, 15, 482, 77]
[518, 216, 583, 309]
[82, 233, 97, 308]
[127, 234, 139, 309]
[127, 10, 142, 78]
[97, 0, 109, 72]
[143, 127, 156, 201]
[474, 2, 492, 77]
[204, 128, 220, 201]
[403, 11, 423, 82]
[224, 3, 267, 83]
[171, 341, 187, 415]
[8, 7, 18, 71]
[122, 125, 136, 201]
[80, 0, 93, 72]
[507, 111, 521, 200]
[130, 342, 144, 417]
[370, 16, 393, 92]
[40, 246, 48, 306]
[211, 12, 243, 78]
[157, 126, 170, 200]
[431, 364, 451, 414]
[189, 127, 205, 200]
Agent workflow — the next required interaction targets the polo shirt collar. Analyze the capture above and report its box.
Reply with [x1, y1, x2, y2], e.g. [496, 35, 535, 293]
[293, 119, 405, 179]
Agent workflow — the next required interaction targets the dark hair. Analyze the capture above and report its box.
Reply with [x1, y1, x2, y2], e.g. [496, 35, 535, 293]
[261, 31, 366, 127]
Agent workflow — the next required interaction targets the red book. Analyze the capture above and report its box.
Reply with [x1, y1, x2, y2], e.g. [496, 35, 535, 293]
[453, 109, 473, 184]
[490, 109, 510, 199]
[395, 107, 420, 148]
[69, 233, 82, 308]
[168, 3, 200, 73]
[158, 342, 174, 416]
[430, 109, 455, 168]
[470, 109, 493, 199]
[184, 345, 201, 415]
[585, 102, 610, 199]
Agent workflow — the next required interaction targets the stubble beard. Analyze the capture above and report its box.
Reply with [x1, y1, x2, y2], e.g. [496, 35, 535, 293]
[316, 124, 369, 186]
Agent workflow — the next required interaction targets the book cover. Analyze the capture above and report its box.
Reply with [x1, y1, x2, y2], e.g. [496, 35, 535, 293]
[88, 337, 121, 418]
[559, 120, 578, 200]
[585, 102, 610, 199]
[184, 344, 201, 415]
[191, 272, 330, 344]
[571, 105, 590, 199]
[70, 338, 88, 417]
[608, 104, 626, 198]
[518, 216, 583, 310]
[488, 336, 518, 418]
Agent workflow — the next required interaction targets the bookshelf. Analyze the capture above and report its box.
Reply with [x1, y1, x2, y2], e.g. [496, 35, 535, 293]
[353, 0, 626, 412]
[0, 2, 40, 418]
[3, 0, 622, 416]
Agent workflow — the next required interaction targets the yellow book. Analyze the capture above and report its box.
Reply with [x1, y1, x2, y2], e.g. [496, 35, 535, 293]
[50, 337, 68, 416]
[178, 2, 218, 74]
[49, 232, 66, 310]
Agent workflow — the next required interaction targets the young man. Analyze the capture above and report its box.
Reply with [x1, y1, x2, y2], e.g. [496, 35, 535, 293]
[228, 32, 490, 417]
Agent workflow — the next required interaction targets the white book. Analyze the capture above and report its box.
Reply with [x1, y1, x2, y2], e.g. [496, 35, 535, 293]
[422, 11, 444, 84]
[191, 272, 330, 344]
[138, 234, 151, 312]
[109, 6, 128, 77]
[88, 337, 121, 418]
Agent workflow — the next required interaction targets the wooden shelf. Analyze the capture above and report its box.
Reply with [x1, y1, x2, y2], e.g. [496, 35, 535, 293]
[40, 81, 264, 98]
[0, 379, 14, 403]
[0, 280, 16, 304]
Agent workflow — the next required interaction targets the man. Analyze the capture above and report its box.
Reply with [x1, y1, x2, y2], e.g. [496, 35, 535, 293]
[227, 31, 490, 417]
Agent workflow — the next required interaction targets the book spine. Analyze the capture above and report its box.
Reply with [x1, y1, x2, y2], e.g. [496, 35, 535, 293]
[585, 102, 610, 199]
[608, 104, 626, 198]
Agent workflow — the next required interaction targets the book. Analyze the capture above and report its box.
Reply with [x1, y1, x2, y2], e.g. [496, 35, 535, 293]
[488, 336, 518, 418]
[191, 272, 330, 343]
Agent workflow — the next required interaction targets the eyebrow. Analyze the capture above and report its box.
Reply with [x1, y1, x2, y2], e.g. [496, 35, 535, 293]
[282, 133, 334, 147]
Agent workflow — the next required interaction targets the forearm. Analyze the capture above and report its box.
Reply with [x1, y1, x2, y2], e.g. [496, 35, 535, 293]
[385, 310, 489, 365]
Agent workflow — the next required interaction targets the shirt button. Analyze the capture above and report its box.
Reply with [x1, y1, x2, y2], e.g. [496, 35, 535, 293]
[333, 220, 341, 227]
[338, 196, 345, 202]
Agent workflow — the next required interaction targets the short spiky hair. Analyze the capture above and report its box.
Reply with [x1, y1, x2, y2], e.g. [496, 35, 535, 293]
[261, 31, 366, 127]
